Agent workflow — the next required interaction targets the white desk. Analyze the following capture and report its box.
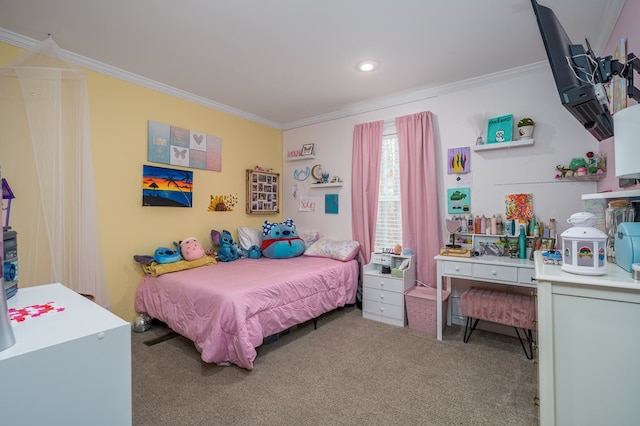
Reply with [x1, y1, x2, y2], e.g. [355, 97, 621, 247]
[534, 252, 640, 425]
[434, 255, 535, 340]
[0, 283, 131, 425]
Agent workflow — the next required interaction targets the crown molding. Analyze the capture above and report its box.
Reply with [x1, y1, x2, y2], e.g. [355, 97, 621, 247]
[281, 62, 548, 130]
[0, 28, 283, 130]
[0, 27, 550, 132]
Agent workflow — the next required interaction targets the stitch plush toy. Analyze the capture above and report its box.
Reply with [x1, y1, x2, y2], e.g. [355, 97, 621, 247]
[261, 219, 305, 259]
[217, 230, 239, 262]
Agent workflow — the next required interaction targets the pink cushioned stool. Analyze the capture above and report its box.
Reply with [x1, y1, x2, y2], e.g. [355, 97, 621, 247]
[460, 287, 536, 359]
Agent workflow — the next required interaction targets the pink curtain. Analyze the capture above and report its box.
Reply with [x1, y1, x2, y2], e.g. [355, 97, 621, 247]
[351, 120, 384, 265]
[395, 111, 441, 287]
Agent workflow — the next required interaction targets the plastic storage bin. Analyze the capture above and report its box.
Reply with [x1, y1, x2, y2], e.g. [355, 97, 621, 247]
[405, 286, 450, 336]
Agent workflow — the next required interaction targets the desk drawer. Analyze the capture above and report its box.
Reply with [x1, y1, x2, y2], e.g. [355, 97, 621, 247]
[473, 263, 518, 282]
[443, 261, 472, 277]
[518, 268, 535, 285]
[363, 275, 405, 293]
[363, 288, 404, 307]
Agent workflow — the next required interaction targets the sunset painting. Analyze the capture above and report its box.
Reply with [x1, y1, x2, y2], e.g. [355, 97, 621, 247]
[142, 165, 193, 207]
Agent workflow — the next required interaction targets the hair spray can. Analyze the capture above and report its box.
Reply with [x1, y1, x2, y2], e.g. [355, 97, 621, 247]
[0, 167, 16, 352]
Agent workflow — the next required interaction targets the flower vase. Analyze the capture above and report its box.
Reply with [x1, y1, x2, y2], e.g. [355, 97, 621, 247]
[518, 125, 534, 139]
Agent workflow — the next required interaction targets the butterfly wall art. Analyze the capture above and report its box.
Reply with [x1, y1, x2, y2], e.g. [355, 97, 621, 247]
[148, 120, 221, 171]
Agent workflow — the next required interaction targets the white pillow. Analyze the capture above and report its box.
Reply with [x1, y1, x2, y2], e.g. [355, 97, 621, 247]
[298, 230, 320, 249]
[237, 227, 263, 250]
[303, 238, 360, 261]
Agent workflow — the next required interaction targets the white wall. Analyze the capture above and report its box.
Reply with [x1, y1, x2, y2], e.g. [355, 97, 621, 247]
[282, 64, 602, 242]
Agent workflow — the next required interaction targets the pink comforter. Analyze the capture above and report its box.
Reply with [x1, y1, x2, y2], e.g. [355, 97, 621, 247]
[135, 256, 358, 370]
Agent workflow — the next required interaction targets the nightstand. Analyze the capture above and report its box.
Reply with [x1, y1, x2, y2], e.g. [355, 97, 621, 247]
[362, 253, 416, 326]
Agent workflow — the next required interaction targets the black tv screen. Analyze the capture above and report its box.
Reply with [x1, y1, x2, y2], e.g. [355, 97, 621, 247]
[531, 0, 613, 141]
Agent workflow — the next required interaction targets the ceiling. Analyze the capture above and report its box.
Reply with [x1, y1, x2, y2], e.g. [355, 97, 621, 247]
[0, 0, 625, 129]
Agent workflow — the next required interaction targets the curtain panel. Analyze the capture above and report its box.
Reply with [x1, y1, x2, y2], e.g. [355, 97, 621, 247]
[351, 120, 384, 265]
[396, 111, 441, 287]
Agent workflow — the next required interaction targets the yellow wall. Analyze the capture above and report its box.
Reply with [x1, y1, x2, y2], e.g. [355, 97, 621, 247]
[0, 41, 282, 320]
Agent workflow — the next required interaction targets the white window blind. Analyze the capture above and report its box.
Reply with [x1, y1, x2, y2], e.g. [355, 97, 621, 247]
[374, 132, 402, 252]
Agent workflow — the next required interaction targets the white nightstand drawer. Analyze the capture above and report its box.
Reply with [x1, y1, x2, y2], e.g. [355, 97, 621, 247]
[363, 274, 406, 293]
[443, 261, 472, 277]
[473, 263, 518, 282]
[363, 300, 404, 322]
[363, 288, 405, 307]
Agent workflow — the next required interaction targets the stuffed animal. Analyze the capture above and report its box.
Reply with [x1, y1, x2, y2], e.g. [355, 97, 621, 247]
[247, 245, 261, 259]
[217, 230, 239, 262]
[153, 247, 181, 264]
[180, 237, 204, 261]
[261, 219, 305, 259]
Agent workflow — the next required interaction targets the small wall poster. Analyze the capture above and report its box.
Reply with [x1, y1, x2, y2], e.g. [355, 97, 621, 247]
[447, 187, 470, 214]
[148, 120, 222, 171]
[505, 193, 533, 220]
[142, 165, 193, 207]
[447, 147, 470, 174]
[299, 196, 317, 212]
[487, 114, 513, 143]
[325, 194, 339, 214]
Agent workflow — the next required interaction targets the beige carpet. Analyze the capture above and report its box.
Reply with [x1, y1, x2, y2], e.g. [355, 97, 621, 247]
[132, 306, 538, 425]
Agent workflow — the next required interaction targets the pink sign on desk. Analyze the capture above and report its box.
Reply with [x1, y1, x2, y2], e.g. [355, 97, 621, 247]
[8, 302, 65, 323]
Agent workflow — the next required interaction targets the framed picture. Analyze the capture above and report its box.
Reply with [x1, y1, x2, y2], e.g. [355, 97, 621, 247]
[529, 238, 541, 260]
[246, 169, 279, 214]
[301, 143, 315, 156]
[142, 165, 193, 208]
[447, 147, 470, 174]
[540, 238, 555, 251]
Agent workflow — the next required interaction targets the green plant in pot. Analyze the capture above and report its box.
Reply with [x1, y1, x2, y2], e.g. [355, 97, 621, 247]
[517, 117, 535, 139]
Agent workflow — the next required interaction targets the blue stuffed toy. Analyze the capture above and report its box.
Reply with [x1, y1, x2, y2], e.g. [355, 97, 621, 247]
[217, 229, 239, 262]
[260, 219, 305, 259]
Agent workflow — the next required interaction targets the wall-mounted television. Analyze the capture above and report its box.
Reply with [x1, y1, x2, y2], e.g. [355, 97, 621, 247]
[530, 0, 613, 141]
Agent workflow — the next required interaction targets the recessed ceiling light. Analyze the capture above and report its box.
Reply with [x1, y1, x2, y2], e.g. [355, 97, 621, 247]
[356, 60, 379, 72]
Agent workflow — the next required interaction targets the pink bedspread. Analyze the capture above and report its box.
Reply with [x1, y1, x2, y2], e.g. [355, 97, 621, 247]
[135, 256, 358, 370]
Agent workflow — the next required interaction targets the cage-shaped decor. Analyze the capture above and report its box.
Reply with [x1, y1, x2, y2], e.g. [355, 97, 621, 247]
[561, 212, 607, 275]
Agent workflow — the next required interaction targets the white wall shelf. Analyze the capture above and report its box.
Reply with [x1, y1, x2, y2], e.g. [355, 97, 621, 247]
[310, 182, 343, 188]
[556, 174, 605, 182]
[286, 155, 315, 161]
[582, 189, 640, 200]
[472, 139, 534, 151]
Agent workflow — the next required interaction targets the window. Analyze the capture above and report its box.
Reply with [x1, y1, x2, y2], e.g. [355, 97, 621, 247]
[374, 130, 402, 252]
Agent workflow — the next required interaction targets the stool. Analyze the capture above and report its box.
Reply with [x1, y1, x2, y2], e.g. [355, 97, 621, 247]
[460, 287, 536, 359]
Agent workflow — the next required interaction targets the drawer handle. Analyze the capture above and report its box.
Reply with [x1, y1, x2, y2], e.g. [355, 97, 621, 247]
[455, 266, 460, 271]
[491, 270, 497, 276]
[379, 307, 384, 312]
[380, 294, 384, 300]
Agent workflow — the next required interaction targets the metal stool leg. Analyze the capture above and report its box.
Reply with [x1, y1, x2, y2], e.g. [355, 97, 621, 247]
[463, 317, 479, 343]
[514, 327, 534, 359]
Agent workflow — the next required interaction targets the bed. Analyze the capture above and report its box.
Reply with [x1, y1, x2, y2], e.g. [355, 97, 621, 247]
[134, 255, 359, 370]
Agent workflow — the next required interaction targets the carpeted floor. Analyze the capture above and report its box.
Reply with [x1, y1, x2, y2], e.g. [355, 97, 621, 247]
[131, 306, 539, 425]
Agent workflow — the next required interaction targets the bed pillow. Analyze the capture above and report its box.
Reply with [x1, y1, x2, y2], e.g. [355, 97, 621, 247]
[304, 238, 360, 261]
[298, 230, 320, 249]
[238, 226, 263, 250]
[261, 219, 305, 259]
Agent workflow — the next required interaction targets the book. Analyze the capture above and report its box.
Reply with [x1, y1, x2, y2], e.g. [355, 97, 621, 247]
[487, 114, 513, 143]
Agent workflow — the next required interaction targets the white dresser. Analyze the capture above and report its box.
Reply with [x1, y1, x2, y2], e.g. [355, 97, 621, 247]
[0, 283, 131, 425]
[534, 252, 640, 426]
[362, 253, 415, 327]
